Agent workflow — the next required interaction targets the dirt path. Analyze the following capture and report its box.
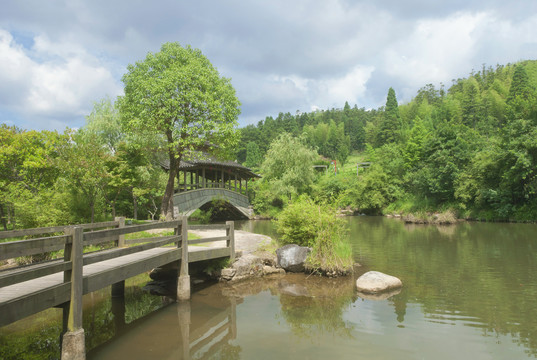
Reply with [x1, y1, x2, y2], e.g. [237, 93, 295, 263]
[145, 227, 273, 255]
[189, 229, 272, 255]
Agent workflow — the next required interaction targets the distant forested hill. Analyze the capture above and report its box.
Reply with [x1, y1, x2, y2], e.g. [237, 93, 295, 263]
[239, 60, 537, 220]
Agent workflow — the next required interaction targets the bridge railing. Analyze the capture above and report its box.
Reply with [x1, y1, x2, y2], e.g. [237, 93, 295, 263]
[176, 181, 249, 196]
[188, 222, 235, 262]
[0, 219, 123, 287]
[1, 217, 236, 359]
[0, 219, 183, 295]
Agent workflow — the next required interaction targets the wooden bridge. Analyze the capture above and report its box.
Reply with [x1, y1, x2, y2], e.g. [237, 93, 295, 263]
[166, 156, 260, 219]
[0, 217, 235, 360]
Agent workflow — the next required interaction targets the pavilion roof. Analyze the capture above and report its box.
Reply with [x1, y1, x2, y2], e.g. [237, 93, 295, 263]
[160, 154, 260, 179]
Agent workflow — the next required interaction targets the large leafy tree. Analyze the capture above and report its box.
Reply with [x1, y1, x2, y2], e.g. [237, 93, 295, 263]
[118, 43, 241, 219]
[261, 133, 318, 198]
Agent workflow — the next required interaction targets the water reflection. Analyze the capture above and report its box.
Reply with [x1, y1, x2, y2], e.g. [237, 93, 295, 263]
[89, 284, 240, 360]
[235, 217, 537, 358]
[3, 218, 537, 359]
[347, 217, 537, 357]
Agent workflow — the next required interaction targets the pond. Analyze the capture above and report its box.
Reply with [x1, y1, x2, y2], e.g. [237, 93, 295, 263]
[1, 216, 537, 359]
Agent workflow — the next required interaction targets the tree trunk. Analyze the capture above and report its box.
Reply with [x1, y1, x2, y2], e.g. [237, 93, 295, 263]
[161, 128, 185, 221]
[161, 154, 179, 220]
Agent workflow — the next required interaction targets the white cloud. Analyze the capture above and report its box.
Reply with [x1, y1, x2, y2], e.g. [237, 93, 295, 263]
[0, 29, 122, 129]
[0, 30, 33, 100]
[2, 1, 537, 129]
[382, 12, 488, 89]
[323, 65, 375, 105]
[374, 10, 537, 103]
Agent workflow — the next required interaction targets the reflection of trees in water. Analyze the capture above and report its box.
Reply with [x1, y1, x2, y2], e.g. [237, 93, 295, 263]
[222, 273, 359, 341]
[208, 343, 242, 360]
[279, 294, 355, 339]
[275, 275, 357, 339]
[0, 274, 169, 360]
[349, 217, 537, 356]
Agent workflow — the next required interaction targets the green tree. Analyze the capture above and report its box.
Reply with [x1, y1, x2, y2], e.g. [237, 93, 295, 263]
[244, 141, 262, 169]
[84, 97, 123, 154]
[507, 65, 533, 103]
[118, 42, 241, 219]
[378, 87, 401, 145]
[402, 117, 429, 170]
[260, 133, 318, 199]
[57, 129, 110, 223]
[0, 125, 68, 229]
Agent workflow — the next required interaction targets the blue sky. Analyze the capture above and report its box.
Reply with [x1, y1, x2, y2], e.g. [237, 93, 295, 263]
[1, 0, 537, 131]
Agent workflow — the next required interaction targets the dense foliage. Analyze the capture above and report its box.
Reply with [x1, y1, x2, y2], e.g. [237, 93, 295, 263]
[2, 59, 537, 230]
[245, 60, 537, 221]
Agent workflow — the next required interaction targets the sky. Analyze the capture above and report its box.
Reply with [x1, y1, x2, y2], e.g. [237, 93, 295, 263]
[1, 0, 537, 131]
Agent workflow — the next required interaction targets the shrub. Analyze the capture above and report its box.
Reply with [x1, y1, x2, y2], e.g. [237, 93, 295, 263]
[276, 196, 322, 247]
[276, 196, 353, 275]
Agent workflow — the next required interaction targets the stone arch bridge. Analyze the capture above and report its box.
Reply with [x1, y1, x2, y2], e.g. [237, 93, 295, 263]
[167, 157, 260, 219]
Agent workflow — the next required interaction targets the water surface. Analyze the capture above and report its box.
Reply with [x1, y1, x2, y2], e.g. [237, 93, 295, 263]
[2, 217, 537, 359]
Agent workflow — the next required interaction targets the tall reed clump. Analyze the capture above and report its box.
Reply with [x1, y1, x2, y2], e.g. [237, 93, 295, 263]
[276, 195, 353, 276]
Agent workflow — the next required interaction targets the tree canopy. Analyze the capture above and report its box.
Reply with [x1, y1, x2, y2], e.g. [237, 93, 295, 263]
[118, 42, 241, 219]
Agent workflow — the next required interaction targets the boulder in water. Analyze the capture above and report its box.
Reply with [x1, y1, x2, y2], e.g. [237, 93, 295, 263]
[356, 271, 402, 294]
[276, 244, 311, 272]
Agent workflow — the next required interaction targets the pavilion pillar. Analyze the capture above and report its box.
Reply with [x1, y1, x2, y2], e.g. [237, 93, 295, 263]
[202, 167, 206, 189]
[234, 174, 237, 192]
[221, 168, 224, 189]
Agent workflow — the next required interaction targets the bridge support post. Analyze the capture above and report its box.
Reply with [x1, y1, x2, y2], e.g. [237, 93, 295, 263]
[61, 226, 85, 360]
[226, 221, 235, 263]
[112, 217, 125, 308]
[177, 216, 190, 301]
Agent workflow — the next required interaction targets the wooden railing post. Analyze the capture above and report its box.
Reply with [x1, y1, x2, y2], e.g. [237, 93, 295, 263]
[61, 226, 85, 360]
[112, 217, 126, 298]
[177, 216, 190, 301]
[226, 221, 235, 263]
[115, 216, 125, 248]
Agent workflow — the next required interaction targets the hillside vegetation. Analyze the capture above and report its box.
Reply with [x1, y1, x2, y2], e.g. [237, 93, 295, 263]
[2, 60, 536, 230]
[242, 61, 537, 221]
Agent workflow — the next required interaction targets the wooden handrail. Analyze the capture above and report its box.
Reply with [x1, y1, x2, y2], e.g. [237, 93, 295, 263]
[0, 218, 234, 290]
[0, 220, 120, 240]
[0, 234, 71, 261]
